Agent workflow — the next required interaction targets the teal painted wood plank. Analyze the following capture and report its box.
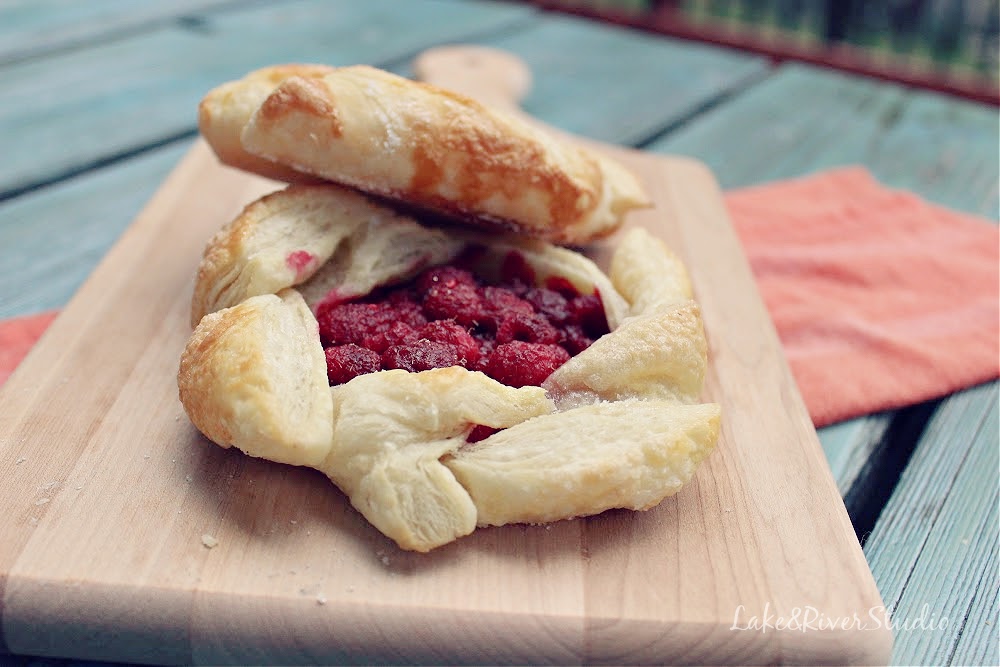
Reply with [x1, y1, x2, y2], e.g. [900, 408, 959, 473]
[950, 564, 999, 666]
[0, 0, 236, 63]
[441, 14, 770, 146]
[0, 0, 536, 196]
[648, 63, 999, 219]
[864, 383, 999, 666]
[646, 64, 909, 186]
[868, 89, 1000, 221]
[0, 142, 191, 319]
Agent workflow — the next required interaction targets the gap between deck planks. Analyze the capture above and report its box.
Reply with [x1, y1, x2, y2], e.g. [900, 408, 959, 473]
[864, 383, 999, 666]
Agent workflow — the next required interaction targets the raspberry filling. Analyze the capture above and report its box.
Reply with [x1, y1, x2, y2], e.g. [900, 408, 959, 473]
[285, 250, 317, 280]
[317, 251, 609, 389]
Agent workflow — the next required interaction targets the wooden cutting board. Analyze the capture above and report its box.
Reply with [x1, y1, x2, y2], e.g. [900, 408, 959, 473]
[0, 48, 892, 665]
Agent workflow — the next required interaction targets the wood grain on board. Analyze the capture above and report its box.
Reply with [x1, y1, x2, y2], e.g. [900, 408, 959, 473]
[0, 47, 891, 664]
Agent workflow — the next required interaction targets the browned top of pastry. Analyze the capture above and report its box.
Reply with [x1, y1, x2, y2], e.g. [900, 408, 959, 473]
[198, 64, 336, 183]
[199, 64, 651, 244]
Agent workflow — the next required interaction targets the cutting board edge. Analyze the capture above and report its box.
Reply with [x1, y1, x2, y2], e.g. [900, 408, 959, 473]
[1, 569, 894, 665]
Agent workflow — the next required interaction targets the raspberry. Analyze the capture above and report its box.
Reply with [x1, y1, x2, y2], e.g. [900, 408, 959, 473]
[317, 302, 398, 346]
[385, 292, 428, 329]
[414, 265, 478, 295]
[544, 275, 582, 299]
[485, 341, 570, 388]
[495, 312, 561, 345]
[315, 259, 607, 388]
[363, 321, 420, 354]
[500, 251, 536, 287]
[480, 286, 534, 331]
[420, 320, 480, 366]
[523, 287, 572, 325]
[569, 293, 610, 337]
[466, 424, 499, 443]
[422, 280, 485, 327]
[561, 324, 595, 355]
[470, 336, 495, 373]
[325, 344, 381, 385]
[382, 339, 460, 372]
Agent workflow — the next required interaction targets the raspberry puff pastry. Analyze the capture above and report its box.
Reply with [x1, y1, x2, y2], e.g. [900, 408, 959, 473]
[179, 184, 720, 552]
[200, 64, 650, 244]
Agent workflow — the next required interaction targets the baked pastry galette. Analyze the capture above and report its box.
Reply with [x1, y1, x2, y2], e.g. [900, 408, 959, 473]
[180, 65, 720, 552]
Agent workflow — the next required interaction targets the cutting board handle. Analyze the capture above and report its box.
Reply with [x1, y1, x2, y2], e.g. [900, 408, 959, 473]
[412, 45, 531, 112]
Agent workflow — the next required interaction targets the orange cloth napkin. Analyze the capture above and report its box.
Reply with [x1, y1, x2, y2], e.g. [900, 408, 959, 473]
[0, 310, 57, 388]
[726, 167, 999, 426]
[1, 168, 997, 427]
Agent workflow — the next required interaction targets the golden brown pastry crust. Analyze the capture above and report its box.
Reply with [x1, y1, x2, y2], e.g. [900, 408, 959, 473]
[542, 300, 708, 409]
[179, 186, 719, 552]
[219, 65, 649, 244]
[321, 368, 555, 551]
[446, 400, 720, 527]
[189, 183, 464, 326]
[198, 64, 336, 183]
[178, 289, 333, 468]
